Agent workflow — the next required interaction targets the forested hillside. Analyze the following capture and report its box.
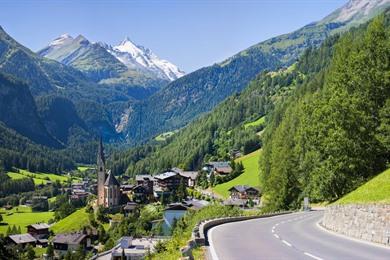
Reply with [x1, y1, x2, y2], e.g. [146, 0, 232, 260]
[260, 13, 390, 211]
[121, 1, 390, 144]
[108, 34, 339, 177]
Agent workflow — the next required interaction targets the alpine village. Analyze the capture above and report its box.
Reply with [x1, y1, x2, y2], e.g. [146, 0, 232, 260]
[0, 1, 390, 260]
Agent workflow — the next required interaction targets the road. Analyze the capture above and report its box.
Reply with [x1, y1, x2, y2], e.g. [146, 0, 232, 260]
[208, 210, 390, 260]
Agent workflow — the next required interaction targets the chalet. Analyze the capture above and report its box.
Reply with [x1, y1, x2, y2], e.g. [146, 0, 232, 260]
[120, 184, 134, 194]
[179, 171, 198, 188]
[228, 185, 260, 200]
[7, 233, 36, 247]
[135, 174, 153, 188]
[204, 161, 232, 175]
[132, 185, 148, 203]
[123, 202, 138, 216]
[183, 199, 210, 210]
[27, 223, 50, 239]
[172, 168, 198, 188]
[53, 233, 90, 257]
[154, 172, 186, 192]
[95, 236, 163, 260]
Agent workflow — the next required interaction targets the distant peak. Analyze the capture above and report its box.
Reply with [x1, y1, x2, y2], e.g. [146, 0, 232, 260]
[49, 33, 74, 46]
[118, 36, 137, 47]
[59, 33, 72, 39]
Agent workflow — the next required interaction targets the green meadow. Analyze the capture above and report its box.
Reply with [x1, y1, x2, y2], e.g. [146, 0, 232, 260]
[0, 206, 54, 234]
[335, 168, 390, 204]
[244, 116, 265, 129]
[51, 207, 89, 234]
[213, 149, 262, 198]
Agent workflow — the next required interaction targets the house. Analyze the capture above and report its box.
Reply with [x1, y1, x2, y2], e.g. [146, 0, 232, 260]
[27, 223, 50, 239]
[178, 171, 198, 188]
[154, 171, 186, 192]
[123, 202, 138, 216]
[162, 203, 189, 235]
[120, 184, 134, 194]
[135, 175, 153, 188]
[7, 233, 36, 247]
[93, 236, 164, 260]
[132, 185, 149, 203]
[171, 168, 198, 188]
[204, 161, 232, 175]
[134, 175, 154, 201]
[53, 233, 90, 256]
[183, 199, 210, 210]
[228, 185, 260, 200]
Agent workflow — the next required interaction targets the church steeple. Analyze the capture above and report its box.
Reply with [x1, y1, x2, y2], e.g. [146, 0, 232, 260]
[97, 137, 106, 206]
[97, 136, 105, 166]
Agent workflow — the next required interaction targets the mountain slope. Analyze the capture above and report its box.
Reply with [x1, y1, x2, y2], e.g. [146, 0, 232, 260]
[109, 33, 338, 177]
[260, 11, 390, 210]
[38, 34, 129, 82]
[121, 0, 390, 144]
[39, 34, 184, 83]
[0, 73, 60, 147]
[105, 37, 185, 81]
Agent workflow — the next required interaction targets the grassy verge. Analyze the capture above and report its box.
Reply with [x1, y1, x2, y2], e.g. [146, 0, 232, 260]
[151, 205, 243, 259]
[0, 206, 54, 234]
[334, 168, 390, 204]
[51, 207, 89, 234]
[213, 149, 261, 198]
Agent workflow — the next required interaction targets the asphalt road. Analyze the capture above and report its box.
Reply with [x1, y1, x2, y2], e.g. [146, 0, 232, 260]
[208, 210, 390, 260]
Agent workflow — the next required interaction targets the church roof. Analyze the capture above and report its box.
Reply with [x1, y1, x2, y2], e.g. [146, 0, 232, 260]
[104, 170, 120, 187]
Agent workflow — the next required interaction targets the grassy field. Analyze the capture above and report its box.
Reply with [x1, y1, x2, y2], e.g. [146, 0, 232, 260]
[244, 116, 265, 129]
[155, 131, 177, 141]
[51, 207, 89, 234]
[7, 169, 69, 185]
[7, 172, 48, 185]
[0, 206, 54, 234]
[213, 149, 262, 198]
[335, 168, 390, 204]
[77, 165, 94, 172]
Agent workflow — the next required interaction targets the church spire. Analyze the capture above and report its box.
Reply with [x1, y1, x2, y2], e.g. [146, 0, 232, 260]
[97, 136, 105, 165]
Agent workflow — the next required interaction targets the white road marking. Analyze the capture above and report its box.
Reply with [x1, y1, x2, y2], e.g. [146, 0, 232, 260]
[304, 252, 323, 260]
[282, 240, 292, 247]
[274, 234, 279, 239]
[208, 227, 220, 260]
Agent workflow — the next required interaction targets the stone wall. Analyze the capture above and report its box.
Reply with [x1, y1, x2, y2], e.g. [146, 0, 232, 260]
[322, 204, 390, 246]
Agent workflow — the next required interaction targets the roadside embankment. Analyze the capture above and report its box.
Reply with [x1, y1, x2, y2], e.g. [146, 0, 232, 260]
[322, 204, 390, 246]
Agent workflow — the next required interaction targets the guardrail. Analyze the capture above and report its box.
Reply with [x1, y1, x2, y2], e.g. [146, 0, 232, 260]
[181, 211, 291, 259]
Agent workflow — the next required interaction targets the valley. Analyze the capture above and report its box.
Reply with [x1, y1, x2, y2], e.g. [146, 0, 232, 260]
[0, 1, 389, 259]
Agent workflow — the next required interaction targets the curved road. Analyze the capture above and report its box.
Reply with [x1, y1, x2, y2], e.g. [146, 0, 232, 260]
[208, 210, 390, 260]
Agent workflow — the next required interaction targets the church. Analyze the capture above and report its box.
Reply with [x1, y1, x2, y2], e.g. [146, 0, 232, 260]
[97, 138, 121, 208]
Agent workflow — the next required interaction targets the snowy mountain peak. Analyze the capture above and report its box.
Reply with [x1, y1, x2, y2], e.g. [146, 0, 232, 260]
[109, 37, 185, 81]
[49, 33, 73, 47]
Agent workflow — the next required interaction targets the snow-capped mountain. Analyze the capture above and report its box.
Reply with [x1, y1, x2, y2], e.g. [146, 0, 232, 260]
[321, 0, 390, 24]
[39, 34, 184, 82]
[104, 37, 185, 81]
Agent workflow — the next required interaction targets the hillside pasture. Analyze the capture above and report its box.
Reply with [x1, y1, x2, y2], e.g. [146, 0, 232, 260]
[0, 206, 54, 234]
[213, 149, 262, 198]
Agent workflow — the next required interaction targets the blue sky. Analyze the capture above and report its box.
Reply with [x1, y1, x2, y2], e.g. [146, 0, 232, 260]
[0, 0, 346, 72]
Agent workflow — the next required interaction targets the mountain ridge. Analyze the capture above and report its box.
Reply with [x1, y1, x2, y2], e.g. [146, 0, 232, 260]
[38, 34, 184, 82]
